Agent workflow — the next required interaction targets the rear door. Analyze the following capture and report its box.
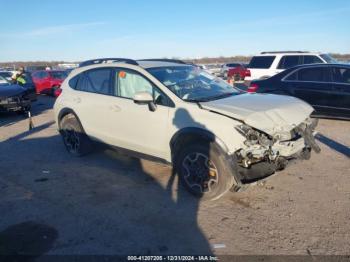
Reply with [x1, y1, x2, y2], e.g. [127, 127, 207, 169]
[283, 66, 333, 115]
[32, 72, 48, 92]
[69, 67, 119, 144]
[330, 66, 350, 118]
[276, 55, 302, 74]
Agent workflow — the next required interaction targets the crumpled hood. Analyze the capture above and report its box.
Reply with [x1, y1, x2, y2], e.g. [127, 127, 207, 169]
[200, 93, 314, 135]
[0, 84, 26, 98]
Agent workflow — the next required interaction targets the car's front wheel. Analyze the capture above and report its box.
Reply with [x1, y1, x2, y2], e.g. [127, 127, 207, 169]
[176, 143, 235, 200]
[59, 114, 93, 156]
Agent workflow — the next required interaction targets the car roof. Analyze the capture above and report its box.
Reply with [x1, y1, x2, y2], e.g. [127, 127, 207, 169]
[286, 63, 349, 70]
[77, 58, 194, 70]
[261, 63, 350, 81]
[137, 60, 191, 69]
[254, 52, 323, 57]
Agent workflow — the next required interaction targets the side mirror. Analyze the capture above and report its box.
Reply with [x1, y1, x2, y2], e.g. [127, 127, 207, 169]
[133, 91, 157, 112]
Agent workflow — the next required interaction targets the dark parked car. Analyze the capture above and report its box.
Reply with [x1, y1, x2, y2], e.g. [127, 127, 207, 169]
[248, 64, 350, 119]
[0, 76, 32, 113]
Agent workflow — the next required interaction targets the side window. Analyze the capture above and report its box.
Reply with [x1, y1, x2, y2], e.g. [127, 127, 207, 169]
[68, 75, 79, 89]
[278, 56, 301, 69]
[83, 68, 112, 95]
[298, 67, 329, 82]
[248, 56, 275, 69]
[37, 72, 44, 79]
[285, 70, 298, 81]
[117, 70, 153, 98]
[114, 69, 170, 106]
[332, 67, 350, 84]
[76, 74, 85, 90]
[303, 56, 323, 64]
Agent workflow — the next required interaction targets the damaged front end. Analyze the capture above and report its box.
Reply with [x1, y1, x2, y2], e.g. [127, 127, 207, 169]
[234, 118, 320, 183]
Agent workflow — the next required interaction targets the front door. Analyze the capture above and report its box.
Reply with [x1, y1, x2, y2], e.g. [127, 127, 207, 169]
[105, 68, 171, 159]
[286, 66, 333, 115]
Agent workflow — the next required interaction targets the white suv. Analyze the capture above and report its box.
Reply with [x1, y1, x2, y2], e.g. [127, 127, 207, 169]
[54, 58, 320, 200]
[245, 51, 337, 81]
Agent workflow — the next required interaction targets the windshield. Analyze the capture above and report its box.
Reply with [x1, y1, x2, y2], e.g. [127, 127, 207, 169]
[320, 54, 338, 64]
[0, 76, 9, 85]
[50, 71, 68, 79]
[147, 66, 240, 102]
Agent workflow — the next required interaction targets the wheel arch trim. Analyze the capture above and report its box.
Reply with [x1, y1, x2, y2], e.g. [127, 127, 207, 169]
[170, 127, 229, 155]
[57, 107, 85, 132]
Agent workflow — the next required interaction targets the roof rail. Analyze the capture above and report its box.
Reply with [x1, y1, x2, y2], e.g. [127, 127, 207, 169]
[260, 51, 310, 54]
[138, 58, 188, 64]
[78, 58, 139, 68]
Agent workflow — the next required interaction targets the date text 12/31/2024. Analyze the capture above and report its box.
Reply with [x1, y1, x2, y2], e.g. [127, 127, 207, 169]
[127, 256, 218, 261]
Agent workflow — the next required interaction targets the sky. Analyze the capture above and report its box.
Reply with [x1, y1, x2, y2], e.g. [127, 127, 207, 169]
[0, 0, 349, 62]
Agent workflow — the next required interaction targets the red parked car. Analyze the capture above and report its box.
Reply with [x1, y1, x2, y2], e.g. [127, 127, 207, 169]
[31, 70, 68, 96]
[227, 64, 250, 82]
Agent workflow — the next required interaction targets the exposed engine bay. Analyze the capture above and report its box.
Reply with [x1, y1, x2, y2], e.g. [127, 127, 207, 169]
[234, 118, 320, 183]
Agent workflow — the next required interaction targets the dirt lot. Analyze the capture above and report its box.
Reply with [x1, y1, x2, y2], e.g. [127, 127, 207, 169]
[0, 96, 349, 257]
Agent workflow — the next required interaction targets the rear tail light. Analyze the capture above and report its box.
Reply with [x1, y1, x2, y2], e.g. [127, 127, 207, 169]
[54, 88, 62, 97]
[245, 69, 251, 77]
[247, 83, 259, 93]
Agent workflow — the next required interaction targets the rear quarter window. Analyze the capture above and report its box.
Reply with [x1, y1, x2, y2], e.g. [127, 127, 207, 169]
[248, 56, 275, 69]
[332, 67, 350, 84]
[303, 56, 323, 64]
[68, 75, 79, 89]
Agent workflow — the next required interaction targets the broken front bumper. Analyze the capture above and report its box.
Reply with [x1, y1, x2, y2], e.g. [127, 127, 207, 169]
[232, 119, 320, 184]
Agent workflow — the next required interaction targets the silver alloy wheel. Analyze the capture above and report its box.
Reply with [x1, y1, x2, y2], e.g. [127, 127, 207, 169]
[182, 152, 219, 194]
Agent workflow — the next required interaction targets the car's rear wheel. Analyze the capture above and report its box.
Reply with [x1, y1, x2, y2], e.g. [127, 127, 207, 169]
[176, 143, 235, 200]
[60, 114, 92, 156]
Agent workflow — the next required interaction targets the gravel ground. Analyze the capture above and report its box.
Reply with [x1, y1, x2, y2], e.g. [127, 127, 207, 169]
[0, 96, 349, 257]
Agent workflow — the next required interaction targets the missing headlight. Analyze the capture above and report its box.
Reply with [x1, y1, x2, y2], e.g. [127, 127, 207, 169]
[235, 125, 272, 147]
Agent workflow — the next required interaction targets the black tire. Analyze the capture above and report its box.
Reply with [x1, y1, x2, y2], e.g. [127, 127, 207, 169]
[175, 143, 235, 201]
[233, 73, 240, 82]
[59, 114, 93, 156]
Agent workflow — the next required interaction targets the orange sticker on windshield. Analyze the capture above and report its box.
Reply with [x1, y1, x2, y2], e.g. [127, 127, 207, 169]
[119, 71, 126, 78]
